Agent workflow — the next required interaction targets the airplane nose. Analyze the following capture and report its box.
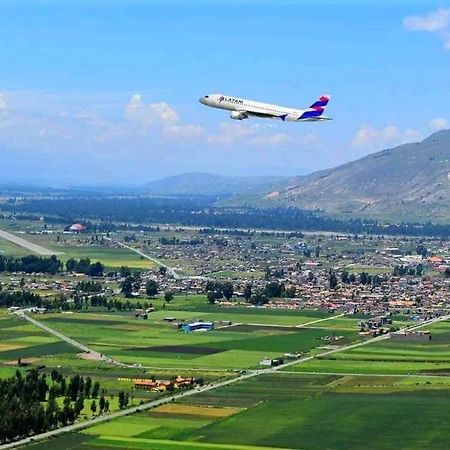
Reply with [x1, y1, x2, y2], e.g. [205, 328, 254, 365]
[199, 97, 206, 105]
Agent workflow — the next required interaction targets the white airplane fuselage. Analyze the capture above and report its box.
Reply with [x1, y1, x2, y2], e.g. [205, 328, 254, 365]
[199, 93, 331, 122]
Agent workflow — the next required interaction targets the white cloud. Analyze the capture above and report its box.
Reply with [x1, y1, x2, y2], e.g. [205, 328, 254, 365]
[125, 94, 179, 125]
[163, 124, 205, 139]
[404, 8, 449, 32]
[208, 123, 256, 145]
[404, 8, 450, 50]
[429, 117, 448, 130]
[351, 124, 422, 148]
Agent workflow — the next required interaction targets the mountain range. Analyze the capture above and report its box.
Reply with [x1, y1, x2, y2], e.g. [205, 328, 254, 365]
[144, 130, 450, 221]
[143, 172, 287, 198]
[253, 129, 450, 221]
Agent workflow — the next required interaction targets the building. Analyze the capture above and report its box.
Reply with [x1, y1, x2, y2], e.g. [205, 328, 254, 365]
[181, 321, 214, 332]
[260, 357, 283, 366]
[69, 223, 86, 233]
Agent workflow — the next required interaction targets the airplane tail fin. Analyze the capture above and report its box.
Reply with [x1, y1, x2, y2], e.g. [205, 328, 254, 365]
[298, 95, 331, 120]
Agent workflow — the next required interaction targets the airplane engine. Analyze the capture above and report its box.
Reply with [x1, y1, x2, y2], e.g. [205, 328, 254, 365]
[230, 111, 247, 120]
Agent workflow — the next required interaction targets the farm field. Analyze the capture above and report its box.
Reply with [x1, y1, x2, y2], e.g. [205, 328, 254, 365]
[285, 319, 450, 376]
[11, 233, 157, 270]
[0, 311, 77, 369]
[26, 372, 450, 450]
[38, 310, 362, 370]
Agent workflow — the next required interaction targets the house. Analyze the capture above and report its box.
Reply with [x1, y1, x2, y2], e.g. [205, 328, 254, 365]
[260, 357, 283, 366]
[181, 321, 214, 332]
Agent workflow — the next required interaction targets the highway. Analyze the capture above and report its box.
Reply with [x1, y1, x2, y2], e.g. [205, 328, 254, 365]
[0, 230, 62, 256]
[2, 311, 449, 449]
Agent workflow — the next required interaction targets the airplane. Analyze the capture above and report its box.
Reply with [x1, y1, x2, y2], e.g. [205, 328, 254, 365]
[199, 93, 331, 122]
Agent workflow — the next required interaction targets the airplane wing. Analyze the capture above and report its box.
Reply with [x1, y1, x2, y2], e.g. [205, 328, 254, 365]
[244, 111, 289, 121]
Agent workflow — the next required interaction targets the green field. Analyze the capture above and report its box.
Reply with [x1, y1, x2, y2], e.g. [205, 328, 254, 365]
[0, 237, 33, 257]
[26, 372, 450, 450]
[0, 312, 77, 366]
[284, 319, 450, 375]
[38, 309, 360, 370]
[0, 232, 156, 269]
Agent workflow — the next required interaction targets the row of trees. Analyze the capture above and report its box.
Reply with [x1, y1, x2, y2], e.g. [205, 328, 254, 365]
[66, 258, 104, 276]
[0, 255, 105, 277]
[0, 370, 108, 444]
[8, 197, 450, 237]
[0, 255, 62, 274]
[205, 281, 233, 304]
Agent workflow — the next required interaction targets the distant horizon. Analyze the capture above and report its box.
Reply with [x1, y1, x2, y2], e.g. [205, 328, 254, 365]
[1, 128, 448, 189]
[1, 1, 449, 185]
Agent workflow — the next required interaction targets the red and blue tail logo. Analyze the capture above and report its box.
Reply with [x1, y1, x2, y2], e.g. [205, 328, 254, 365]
[299, 95, 330, 120]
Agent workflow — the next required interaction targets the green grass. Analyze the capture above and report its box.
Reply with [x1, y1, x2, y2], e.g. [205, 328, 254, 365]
[25, 373, 450, 450]
[0, 236, 33, 257]
[39, 311, 359, 370]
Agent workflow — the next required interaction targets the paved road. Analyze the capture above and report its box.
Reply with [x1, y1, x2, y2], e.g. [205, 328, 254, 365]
[3, 312, 449, 449]
[0, 230, 62, 256]
[105, 238, 181, 279]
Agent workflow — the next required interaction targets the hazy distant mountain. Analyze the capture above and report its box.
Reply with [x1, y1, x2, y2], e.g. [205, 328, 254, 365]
[243, 130, 450, 221]
[143, 172, 288, 197]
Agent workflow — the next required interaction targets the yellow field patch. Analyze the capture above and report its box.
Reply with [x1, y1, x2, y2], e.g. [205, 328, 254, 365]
[0, 342, 25, 352]
[154, 403, 241, 418]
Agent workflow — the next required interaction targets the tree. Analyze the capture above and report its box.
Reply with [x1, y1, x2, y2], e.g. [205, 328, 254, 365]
[120, 266, 131, 277]
[264, 282, 284, 298]
[164, 291, 174, 303]
[416, 244, 428, 258]
[84, 376, 92, 398]
[68, 375, 80, 401]
[341, 270, 350, 283]
[146, 280, 158, 298]
[244, 284, 252, 302]
[118, 391, 128, 409]
[99, 395, 106, 413]
[250, 289, 268, 306]
[329, 271, 338, 290]
[91, 381, 100, 399]
[104, 399, 110, 412]
[87, 261, 104, 277]
[120, 277, 133, 298]
[90, 400, 97, 415]
[222, 282, 233, 301]
[75, 394, 85, 416]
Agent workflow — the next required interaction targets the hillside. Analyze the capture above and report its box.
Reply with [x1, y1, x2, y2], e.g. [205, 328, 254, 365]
[253, 130, 450, 221]
[143, 172, 287, 197]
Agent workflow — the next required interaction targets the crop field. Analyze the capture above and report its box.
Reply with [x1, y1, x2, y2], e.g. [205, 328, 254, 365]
[5, 233, 156, 269]
[38, 310, 361, 370]
[284, 319, 450, 376]
[0, 312, 77, 369]
[26, 371, 450, 450]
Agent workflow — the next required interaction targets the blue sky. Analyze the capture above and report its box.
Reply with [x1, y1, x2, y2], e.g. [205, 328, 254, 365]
[0, 0, 449, 185]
